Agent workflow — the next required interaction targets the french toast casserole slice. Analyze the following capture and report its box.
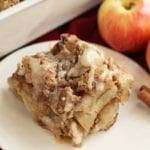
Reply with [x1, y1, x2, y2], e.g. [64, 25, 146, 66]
[8, 34, 134, 146]
[0, 0, 22, 10]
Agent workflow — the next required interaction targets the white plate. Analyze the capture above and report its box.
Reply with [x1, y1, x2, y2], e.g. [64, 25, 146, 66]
[0, 42, 150, 150]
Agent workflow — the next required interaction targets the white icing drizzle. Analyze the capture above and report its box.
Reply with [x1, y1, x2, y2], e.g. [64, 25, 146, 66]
[79, 47, 104, 89]
[80, 47, 103, 67]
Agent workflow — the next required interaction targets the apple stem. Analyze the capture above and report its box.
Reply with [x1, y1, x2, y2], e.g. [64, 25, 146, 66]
[124, 2, 135, 10]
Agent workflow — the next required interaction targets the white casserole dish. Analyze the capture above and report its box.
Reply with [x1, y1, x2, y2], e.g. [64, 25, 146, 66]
[0, 0, 101, 57]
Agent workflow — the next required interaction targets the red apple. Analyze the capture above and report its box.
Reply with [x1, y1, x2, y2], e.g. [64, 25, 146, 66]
[146, 40, 150, 70]
[98, 0, 150, 53]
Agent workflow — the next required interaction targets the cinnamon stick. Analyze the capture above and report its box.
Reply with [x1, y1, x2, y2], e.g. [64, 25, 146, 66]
[138, 85, 150, 107]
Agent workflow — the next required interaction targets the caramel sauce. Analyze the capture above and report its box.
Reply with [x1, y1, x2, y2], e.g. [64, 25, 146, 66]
[55, 136, 71, 145]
